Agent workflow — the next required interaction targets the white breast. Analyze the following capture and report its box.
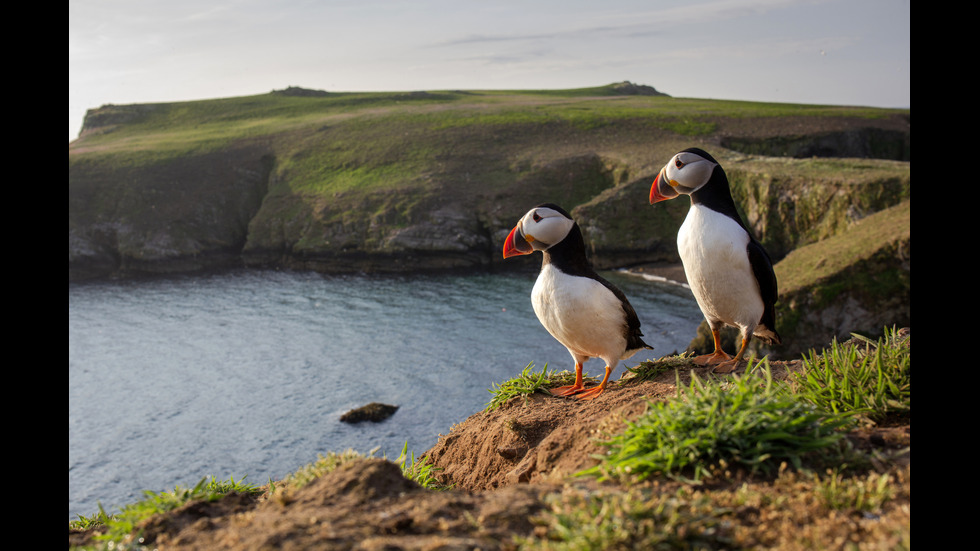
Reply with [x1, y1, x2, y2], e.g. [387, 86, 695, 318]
[678, 205, 763, 332]
[531, 264, 629, 366]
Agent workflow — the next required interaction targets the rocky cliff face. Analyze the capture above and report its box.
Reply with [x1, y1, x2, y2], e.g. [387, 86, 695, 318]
[69, 144, 908, 281]
[233, 151, 625, 274]
[69, 144, 275, 280]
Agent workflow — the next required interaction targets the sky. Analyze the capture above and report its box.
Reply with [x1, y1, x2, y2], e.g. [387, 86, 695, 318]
[69, 0, 909, 141]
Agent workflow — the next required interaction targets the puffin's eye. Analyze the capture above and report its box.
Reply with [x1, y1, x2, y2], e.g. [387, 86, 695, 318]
[675, 158, 685, 169]
[532, 212, 542, 223]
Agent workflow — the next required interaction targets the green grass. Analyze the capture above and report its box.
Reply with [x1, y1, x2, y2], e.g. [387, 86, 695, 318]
[89, 475, 261, 546]
[722, 158, 910, 260]
[273, 444, 447, 493]
[72, 85, 906, 163]
[274, 448, 366, 493]
[814, 469, 896, 512]
[394, 442, 449, 491]
[621, 354, 695, 383]
[793, 327, 910, 423]
[485, 362, 589, 411]
[69, 506, 112, 531]
[583, 363, 855, 483]
[660, 118, 717, 135]
[71, 91, 464, 162]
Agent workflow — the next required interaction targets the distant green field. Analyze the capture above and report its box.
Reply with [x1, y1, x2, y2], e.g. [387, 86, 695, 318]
[71, 83, 902, 164]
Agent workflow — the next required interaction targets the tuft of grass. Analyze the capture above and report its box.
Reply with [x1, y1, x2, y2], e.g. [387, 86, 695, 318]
[394, 442, 450, 490]
[276, 448, 366, 493]
[522, 486, 732, 550]
[69, 504, 112, 531]
[275, 444, 447, 492]
[96, 475, 261, 545]
[621, 354, 694, 384]
[583, 363, 855, 483]
[814, 469, 895, 513]
[486, 363, 591, 411]
[793, 326, 910, 423]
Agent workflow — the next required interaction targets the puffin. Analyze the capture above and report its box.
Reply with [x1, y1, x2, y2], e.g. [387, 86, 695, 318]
[502, 203, 652, 399]
[649, 148, 780, 373]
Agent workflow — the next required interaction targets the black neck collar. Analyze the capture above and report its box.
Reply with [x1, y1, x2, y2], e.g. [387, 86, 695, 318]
[690, 165, 750, 233]
[541, 223, 596, 278]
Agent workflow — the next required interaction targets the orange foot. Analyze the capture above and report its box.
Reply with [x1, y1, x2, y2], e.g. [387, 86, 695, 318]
[550, 384, 586, 397]
[573, 385, 606, 400]
[711, 358, 743, 374]
[693, 350, 732, 366]
[551, 361, 586, 396]
[712, 336, 751, 374]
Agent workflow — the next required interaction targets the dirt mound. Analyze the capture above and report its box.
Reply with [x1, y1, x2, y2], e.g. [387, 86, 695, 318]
[123, 458, 551, 550]
[424, 362, 795, 491]
[426, 378, 676, 490]
[295, 458, 419, 505]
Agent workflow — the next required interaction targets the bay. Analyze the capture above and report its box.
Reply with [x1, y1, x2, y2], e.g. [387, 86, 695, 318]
[69, 269, 700, 519]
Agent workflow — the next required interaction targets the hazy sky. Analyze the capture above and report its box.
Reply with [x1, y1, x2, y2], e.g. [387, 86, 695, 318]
[69, 0, 909, 140]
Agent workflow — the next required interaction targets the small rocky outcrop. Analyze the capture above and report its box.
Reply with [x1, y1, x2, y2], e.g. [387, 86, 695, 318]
[610, 81, 669, 96]
[340, 403, 399, 423]
[271, 86, 331, 97]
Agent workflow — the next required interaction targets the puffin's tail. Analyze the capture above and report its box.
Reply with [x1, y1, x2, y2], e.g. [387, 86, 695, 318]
[623, 336, 654, 360]
[754, 325, 781, 346]
[756, 301, 781, 345]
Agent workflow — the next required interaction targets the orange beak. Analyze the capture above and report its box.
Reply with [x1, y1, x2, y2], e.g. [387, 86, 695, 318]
[649, 169, 679, 204]
[503, 222, 533, 258]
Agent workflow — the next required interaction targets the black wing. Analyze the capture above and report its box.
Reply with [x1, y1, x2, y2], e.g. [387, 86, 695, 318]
[595, 275, 653, 352]
[747, 239, 781, 344]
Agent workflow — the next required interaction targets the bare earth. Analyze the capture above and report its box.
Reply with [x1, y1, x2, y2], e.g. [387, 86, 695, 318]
[69, 355, 910, 550]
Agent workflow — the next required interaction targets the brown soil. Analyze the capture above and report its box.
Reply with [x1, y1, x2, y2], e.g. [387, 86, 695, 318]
[69, 359, 910, 550]
[425, 373, 690, 491]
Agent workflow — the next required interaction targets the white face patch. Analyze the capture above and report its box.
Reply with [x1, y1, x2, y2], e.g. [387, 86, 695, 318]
[520, 206, 574, 250]
[664, 151, 717, 195]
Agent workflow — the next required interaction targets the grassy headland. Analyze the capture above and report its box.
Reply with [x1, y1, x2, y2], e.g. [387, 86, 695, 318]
[70, 83, 909, 279]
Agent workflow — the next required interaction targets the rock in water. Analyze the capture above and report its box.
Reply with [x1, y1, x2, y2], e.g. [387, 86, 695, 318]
[340, 403, 399, 423]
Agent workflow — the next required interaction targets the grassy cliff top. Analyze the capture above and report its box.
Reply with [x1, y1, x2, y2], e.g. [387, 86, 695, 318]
[70, 83, 907, 162]
[776, 199, 911, 293]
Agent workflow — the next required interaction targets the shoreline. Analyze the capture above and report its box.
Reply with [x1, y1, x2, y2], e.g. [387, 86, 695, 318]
[619, 262, 689, 287]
